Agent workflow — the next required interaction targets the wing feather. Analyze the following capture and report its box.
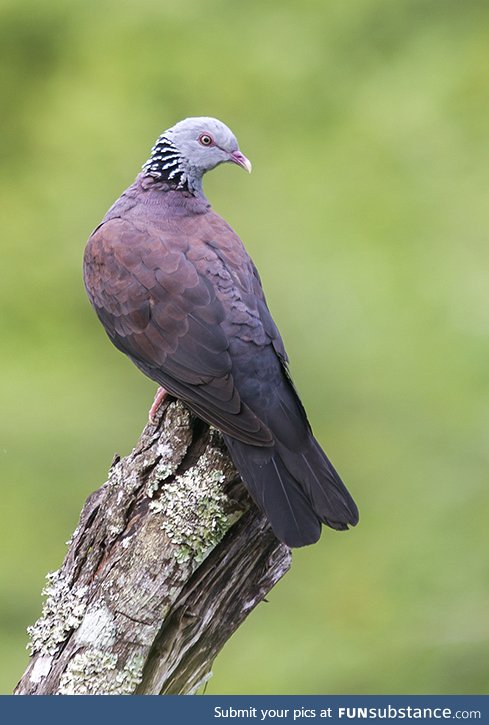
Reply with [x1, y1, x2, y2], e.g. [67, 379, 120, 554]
[84, 217, 273, 445]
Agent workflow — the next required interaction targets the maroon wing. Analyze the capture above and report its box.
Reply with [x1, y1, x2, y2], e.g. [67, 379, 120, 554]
[83, 216, 273, 445]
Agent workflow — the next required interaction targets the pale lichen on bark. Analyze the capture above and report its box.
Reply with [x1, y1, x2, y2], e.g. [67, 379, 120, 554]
[149, 440, 240, 564]
[27, 570, 88, 656]
[15, 399, 291, 695]
[58, 650, 145, 695]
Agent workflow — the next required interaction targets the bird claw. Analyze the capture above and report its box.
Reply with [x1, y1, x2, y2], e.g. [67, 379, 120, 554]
[148, 386, 168, 423]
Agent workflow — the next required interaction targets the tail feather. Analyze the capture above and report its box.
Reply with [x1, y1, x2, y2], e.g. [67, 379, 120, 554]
[218, 344, 359, 547]
[223, 430, 358, 547]
[278, 438, 359, 530]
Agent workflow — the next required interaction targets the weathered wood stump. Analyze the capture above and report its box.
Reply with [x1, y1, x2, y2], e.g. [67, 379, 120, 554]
[15, 399, 291, 695]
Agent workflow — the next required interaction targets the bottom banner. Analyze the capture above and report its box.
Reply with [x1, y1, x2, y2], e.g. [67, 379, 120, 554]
[0, 695, 489, 725]
[0, 695, 487, 724]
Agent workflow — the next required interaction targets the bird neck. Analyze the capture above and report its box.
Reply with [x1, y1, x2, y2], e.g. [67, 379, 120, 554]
[141, 134, 205, 197]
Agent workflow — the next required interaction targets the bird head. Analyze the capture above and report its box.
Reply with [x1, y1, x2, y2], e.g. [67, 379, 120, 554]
[142, 117, 252, 195]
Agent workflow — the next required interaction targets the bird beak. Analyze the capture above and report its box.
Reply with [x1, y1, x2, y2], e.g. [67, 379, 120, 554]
[229, 150, 252, 174]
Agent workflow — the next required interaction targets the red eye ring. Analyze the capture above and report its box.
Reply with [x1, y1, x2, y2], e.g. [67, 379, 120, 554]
[199, 133, 213, 146]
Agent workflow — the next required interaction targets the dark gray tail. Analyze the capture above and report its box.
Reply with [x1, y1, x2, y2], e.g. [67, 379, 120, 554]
[223, 432, 359, 547]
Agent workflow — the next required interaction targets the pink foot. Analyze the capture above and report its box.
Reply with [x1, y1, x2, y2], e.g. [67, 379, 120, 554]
[149, 386, 168, 423]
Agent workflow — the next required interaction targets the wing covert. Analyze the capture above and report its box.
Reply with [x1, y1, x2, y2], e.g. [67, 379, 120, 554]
[83, 217, 272, 445]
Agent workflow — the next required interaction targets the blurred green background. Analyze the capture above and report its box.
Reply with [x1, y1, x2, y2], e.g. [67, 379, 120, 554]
[1, 0, 488, 695]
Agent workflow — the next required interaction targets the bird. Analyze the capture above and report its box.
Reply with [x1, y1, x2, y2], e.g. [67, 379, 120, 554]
[83, 116, 359, 547]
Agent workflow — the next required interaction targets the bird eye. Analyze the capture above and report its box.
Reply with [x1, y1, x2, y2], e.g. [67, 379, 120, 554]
[199, 133, 213, 146]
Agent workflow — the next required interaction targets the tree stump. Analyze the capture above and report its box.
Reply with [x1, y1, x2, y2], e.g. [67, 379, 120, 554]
[15, 399, 291, 695]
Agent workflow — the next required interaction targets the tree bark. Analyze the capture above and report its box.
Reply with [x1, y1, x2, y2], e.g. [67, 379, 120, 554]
[15, 399, 291, 695]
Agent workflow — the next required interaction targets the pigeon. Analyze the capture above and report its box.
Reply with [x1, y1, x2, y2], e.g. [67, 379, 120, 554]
[83, 117, 359, 547]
